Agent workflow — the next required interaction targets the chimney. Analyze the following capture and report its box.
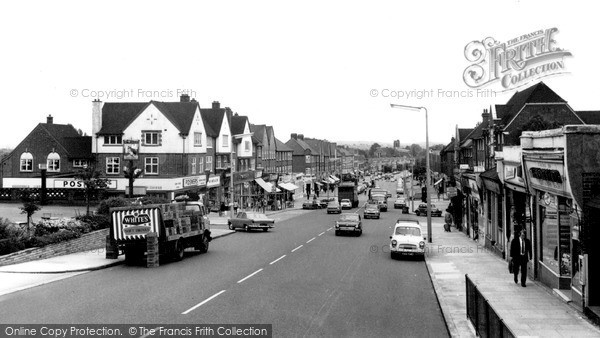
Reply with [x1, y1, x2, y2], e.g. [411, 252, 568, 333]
[482, 108, 489, 124]
[46, 114, 53, 124]
[180, 94, 190, 102]
[92, 99, 104, 151]
[212, 101, 220, 109]
[291, 133, 297, 140]
[298, 134, 304, 140]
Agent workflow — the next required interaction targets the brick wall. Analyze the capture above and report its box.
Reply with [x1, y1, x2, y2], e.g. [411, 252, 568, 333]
[0, 229, 108, 267]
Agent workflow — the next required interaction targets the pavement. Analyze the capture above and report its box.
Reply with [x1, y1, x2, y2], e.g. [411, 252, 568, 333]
[424, 197, 600, 337]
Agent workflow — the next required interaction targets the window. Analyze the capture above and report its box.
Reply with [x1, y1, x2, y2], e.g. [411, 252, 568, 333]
[305, 155, 311, 163]
[47, 152, 60, 172]
[104, 135, 122, 145]
[206, 138, 213, 148]
[73, 159, 88, 168]
[245, 141, 250, 151]
[142, 131, 161, 146]
[216, 156, 222, 169]
[250, 158, 255, 170]
[194, 132, 202, 146]
[191, 157, 197, 175]
[20, 152, 33, 172]
[145, 157, 159, 174]
[106, 157, 120, 174]
[198, 157, 204, 173]
[222, 135, 229, 147]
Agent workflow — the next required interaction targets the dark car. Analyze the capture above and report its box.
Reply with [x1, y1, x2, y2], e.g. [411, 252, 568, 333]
[303, 200, 322, 209]
[228, 211, 275, 232]
[363, 202, 380, 219]
[335, 213, 362, 236]
[415, 203, 443, 217]
[320, 197, 335, 208]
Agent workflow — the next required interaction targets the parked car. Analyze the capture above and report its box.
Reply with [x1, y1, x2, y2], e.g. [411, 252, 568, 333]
[393, 198, 408, 212]
[303, 200, 322, 209]
[415, 203, 442, 217]
[390, 220, 426, 259]
[335, 213, 362, 236]
[327, 201, 342, 214]
[228, 211, 275, 232]
[340, 199, 352, 209]
[363, 203, 380, 219]
[320, 197, 335, 208]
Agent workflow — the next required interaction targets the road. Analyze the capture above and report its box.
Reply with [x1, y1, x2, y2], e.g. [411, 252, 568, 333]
[0, 176, 448, 337]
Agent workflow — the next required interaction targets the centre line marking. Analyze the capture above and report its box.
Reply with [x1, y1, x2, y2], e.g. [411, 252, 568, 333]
[306, 237, 316, 243]
[326, 227, 332, 231]
[318, 232, 325, 236]
[270, 255, 286, 265]
[182, 290, 226, 314]
[237, 269, 263, 284]
[291, 245, 303, 252]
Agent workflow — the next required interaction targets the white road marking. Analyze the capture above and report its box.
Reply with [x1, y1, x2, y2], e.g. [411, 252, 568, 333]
[182, 290, 226, 315]
[318, 232, 325, 236]
[291, 245, 303, 252]
[326, 227, 332, 231]
[270, 255, 286, 265]
[237, 269, 263, 284]
[306, 237, 316, 243]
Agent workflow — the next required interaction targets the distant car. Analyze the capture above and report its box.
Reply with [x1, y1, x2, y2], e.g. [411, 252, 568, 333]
[340, 199, 352, 209]
[385, 190, 392, 198]
[335, 213, 362, 236]
[390, 221, 426, 259]
[393, 198, 408, 212]
[228, 211, 275, 232]
[363, 203, 380, 219]
[372, 195, 388, 212]
[415, 203, 442, 217]
[327, 201, 342, 214]
[303, 200, 322, 210]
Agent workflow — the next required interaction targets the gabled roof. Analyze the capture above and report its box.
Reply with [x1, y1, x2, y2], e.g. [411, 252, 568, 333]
[498, 82, 566, 125]
[62, 136, 93, 158]
[458, 128, 474, 141]
[440, 139, 455, 154]
[230, 114, 248, 136]
[250, 124, 266, 145]
[285, 136, 315, 155]
[577, 111, 600, 125]
[266, 126, 275, 146]
[303, 138, 325, 156]
[98, 101, 199, 135]
[200, 106, 226, 138]
[274, 137, 292, 152]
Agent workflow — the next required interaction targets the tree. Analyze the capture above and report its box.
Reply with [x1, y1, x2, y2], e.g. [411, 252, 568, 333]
[74, 165, 110, 216]
[368, 143, 381, 157]
[20, 193, 40, 236]
[519, 115, 563, 133]
[409, 144, 424, 158]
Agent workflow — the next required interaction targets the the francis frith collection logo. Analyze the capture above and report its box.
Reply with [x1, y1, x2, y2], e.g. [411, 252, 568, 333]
[463, 28, 572, 91]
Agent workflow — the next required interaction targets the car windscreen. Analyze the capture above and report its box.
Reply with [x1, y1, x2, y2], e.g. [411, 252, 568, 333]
[246, 213, 268, 219]
[339, 214, 359, 222]
[395, 226, 421, 236]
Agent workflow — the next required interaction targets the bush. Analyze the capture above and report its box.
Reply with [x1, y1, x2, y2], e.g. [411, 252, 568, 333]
[137, 196, 170, 205]
[0, 218, 28, 255]
[97, 197, 129, 215]
[77, 214, 110, 231]
[32, 218, 89, 237]
[26, 229, 81, 248]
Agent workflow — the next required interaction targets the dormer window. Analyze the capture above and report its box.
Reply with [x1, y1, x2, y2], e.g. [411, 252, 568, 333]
[104, 135, 122, 145]
[47, 152, 60, 172]
[20, 152, 33, 172]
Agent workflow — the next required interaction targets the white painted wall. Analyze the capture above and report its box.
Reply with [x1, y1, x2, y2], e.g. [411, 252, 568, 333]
[237, 121, 253, 158]
[186, 107, 208, 155]
[215, 114, 232, 154]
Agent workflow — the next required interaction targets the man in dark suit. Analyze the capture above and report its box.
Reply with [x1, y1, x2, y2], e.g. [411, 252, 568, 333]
[510, 229, 532, 287]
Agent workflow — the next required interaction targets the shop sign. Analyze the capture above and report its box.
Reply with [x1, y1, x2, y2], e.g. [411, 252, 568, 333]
[123, 140, 140, 160]
[254, 170, 263, 178]
[182, 175, 207, 188]
[207, 175, 221, 188]
[525, 160, 566, 195]
[53, 179, 117, 189]
[233, 171, 255, 182]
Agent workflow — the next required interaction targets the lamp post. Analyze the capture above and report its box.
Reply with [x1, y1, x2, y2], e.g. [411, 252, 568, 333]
[38, 163, 47, 205]
[391, 104, 432, 243]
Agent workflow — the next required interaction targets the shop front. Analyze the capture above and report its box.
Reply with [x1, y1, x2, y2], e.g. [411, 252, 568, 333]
[206, 174, 222, 212]
[233, 171, 256, 210]
[480, 168, 505, 258]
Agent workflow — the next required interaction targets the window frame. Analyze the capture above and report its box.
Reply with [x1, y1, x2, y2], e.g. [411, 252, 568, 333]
[145, 156, 159, 175]
[106, 157, 120, 175]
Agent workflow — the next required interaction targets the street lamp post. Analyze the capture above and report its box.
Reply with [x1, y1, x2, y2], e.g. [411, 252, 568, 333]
[391, 104, 432, 243]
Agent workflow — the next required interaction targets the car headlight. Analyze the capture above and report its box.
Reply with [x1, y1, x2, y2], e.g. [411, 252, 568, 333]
[335, 222, 339, 228]
[419, 241, 425, 249]
[391, 240, 397, 246]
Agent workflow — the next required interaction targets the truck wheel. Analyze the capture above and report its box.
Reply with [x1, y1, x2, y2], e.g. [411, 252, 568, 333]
[198, 235, 209, 254]
[228, 222, 234, 230]
[173, 240, 185, 261]
[124, 245, 142, 265]
[263, 228, 269, 232]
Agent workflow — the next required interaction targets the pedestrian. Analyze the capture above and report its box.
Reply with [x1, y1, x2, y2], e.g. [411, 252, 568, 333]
[234, 201, 239, 214]
[510, 229, 532, 287]
[444, 209, 453, 232]
[219, 201, 226, 217]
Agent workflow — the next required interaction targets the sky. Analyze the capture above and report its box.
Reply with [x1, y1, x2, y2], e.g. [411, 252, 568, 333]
[0, 0, 597, 149]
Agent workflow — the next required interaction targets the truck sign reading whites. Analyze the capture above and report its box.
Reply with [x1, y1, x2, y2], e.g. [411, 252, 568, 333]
[122, 213, 152, 236]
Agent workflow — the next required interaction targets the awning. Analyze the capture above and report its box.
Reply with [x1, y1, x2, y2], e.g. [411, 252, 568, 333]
[255, 178, 281, 193]
[314, 181, 323, 186]
[279, 182, 299, 191]
[434, 178, 443, 186]
[330, 175, 340, 182]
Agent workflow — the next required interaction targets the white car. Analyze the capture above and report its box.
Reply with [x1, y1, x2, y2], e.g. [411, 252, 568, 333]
[340, 199, 352, 209]
[390, 221, 426, 259]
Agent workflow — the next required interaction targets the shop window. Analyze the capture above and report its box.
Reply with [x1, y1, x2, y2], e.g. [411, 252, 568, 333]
[540, 204, 560, 275]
